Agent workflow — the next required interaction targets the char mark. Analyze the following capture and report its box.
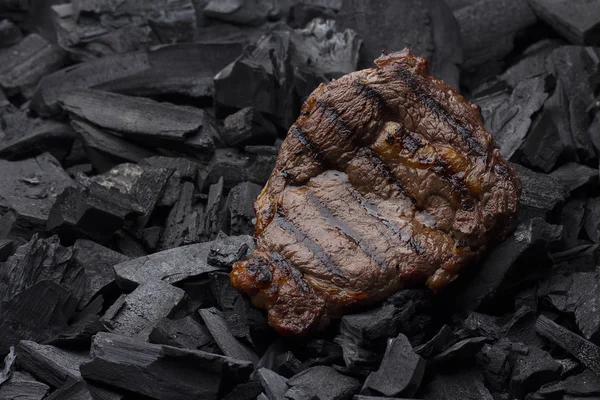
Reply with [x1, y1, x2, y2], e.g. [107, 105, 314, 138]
[305, 190, 388, 269]
[361, 148, 415, 203]
[395, 66, 486, 157]
[354, 79, 388, 111]
[292, 126, 325, 165]
[316, 100, 354, 138]
[274, 211, 346, 278]
[270, 252, 310, 293]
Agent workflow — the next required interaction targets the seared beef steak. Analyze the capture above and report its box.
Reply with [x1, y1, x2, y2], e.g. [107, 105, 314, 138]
[231, 49, 521, 335]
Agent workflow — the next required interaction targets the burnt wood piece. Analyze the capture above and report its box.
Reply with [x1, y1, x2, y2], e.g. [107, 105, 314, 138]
[585, 197, 600, 243]
[510, 163, 567, 220]
[0, 371, 49, 400]
[509, 347, 561, 399]
[222, 107, 277, 148]
[287, 366, 360, 400]
[140, 156, 199, 207]
[527, 0, 600, 45]
[421, 369, 494, 400]
[0, 239, 13, 262]
[149, 315, 213, 350]
[203, 148, 277, 191]
[256, 367, 289, 400]
[550, 163, 598, 193]
[208, 234, 254, 269]
[0, 18, 22, 47]
[0, 346, 15, 385]
[227, 182, 262, 236]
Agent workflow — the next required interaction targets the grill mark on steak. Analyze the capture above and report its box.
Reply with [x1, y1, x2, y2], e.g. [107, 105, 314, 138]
[304, 189, 388, 269]
[395, 65, 486, 157]
[270, 252, 310, 293]
[358, 148, 415, 203]
[274, 211, 346, 278]
[315, 100, 353, 138]
[353, 79, 388, 111]
[292, 125, 325, 165]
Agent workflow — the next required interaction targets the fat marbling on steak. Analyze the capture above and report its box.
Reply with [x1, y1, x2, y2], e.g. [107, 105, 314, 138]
[230, 49, 521, 335]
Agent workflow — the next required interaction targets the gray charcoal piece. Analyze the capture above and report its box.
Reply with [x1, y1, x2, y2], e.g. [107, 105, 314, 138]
[16, 340, 90, 388]
[509, 346, 562, 399]
[287, 366, 360, 400]
[140, 156, 199, 207]
[45, 380, 95, 400]
[199, 307, 260, 365]
[0, 346, 15, 385]
[0, 239, 13, 262]
[114, 241, 220, 289]
[80, 332, 253, 400]
[559, 199, 586, 248]
[510, 163, 567, 218]
[228, 182, 262, 236]
[285, 386, 319, 400]
[208, 234, 254, 268]
[584, 197, 600, 243]
[256, 367, 289, 400]
[528, 0, 600, 45]
[0, 19, 22, 48]
[431, 337, 489, 367]
[422, 369, 493, 400]
[203, 177, 227, 241]
[414, 325, 454, 359]
[203, 148, 276, 190]
[159, 181, 196, 250]
[550, 163, 598, 193]
[203, 0, 275, 26]
[102, 280, 185, 341]
[0, 371, 50, 400]
[222, 381, 265, 400]
[361, 334, 425, 397]
[535, 315, 600, 377]
[149, 315, 213, 350]
[222, 107, 277, 148]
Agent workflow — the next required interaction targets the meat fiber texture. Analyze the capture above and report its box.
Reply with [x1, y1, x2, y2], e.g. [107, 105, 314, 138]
[231, 49, 522, 335]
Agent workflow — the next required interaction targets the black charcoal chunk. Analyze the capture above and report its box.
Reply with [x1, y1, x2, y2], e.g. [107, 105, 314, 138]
[528, 0, 600, 45]
[80, 332, 253, 400]
[361, 334, 425, 398]
[16, 341, 89, 388]
[204, 0, 276, 26]
[455, 0, 536, 68]
[354, 396, 417, 400]
[102, 280, 185, 341]
[511, 163, 567, 219]
[0, 239, 12, 262]
[114, 241, 220, 289]
[0, 371, 49, 400]
[476, 340, 516, 394]
[203, 177, 228, 241]
[559, 199, 587, 248]
[228, 182, 262, 236]
[584, 197, 600, 243]
[208, 234, 254, 268]
[44, 379, 120, 400]
[140, 156, 199, 207]
[50, 299, 108, 346]
[149, 315, 213, 350]
[460, 218, 562, 311]
[509, 347, 562, 399]
[431, 337, 489, 367]
[288, 366, 360, 400]
[256, 367, 289, 400]
[414, 325, 454, 359]
[223, 381, 265, 400]
[560, 369, 600, 398]
[222, 107, 277, 148]
[499, 41, 559, 88]
[421, 369, 493, 400]
[288, 1, 339, 28]
[0, 346, 15, 385]
[0, 153, 74, 241]
[285, 386, 319, 400]
[199, 307, 260, 365]
[0, 19, 22, 47]
[535, 315, 600, 377]
[203, 148, 277, 191]
[337, 0, 461, 87]
[159, 181, 198, 250]
[0, 33, 67, 98]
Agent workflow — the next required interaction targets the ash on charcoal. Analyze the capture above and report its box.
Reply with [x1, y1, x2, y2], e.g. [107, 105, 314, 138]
[414, 325, 454, 359]
[287, 366, 360, 400]
[203, 178, 228, 241]
[551, 163, 598, 194]
[101, 280, 185, 341]
[528, 0, 600, 45]
[455, 0, 536, 69]
[0, 33, 67, 98]
[509, 347, 562, 399]
[0, 371, 49, 400]
[199, 307, 260, 365]
[222, 107, 277, 148]
[421, 368, 493, 400]
[361, 333, 425, 398]
[140, 156, 199, 207]
[0, 346, 15, 385]
[430, 337, 489, 368]
[337, 0, 461, 88]
[0, 19, 22, 47]
[16, 341, 89, 388]
[510, 163, 567, 220]
[256, 367, 289, 400]
[584, 197, 600, 243]
[208, 234, 253, 269]
[202, 148, 277, 190]
[80, 332, 253, 400]
[149, 315, 213, 350]
[0, 153, 74, 242]
[460, 218, 562, 311]
[0, 239, 13, 262]
[535, 315, 600, 377]
[228, 182, 262, 236]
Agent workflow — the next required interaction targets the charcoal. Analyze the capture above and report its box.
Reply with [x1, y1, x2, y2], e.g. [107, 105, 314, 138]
[285, 386, 319, 400]
[228, 182, 262, 236]
[541, 80, 579, 163]
[293, 339, 344, 369]
[102, 280, 185, 341]
[203, 178, 227, 241]
[0, 19, 21, 47]
[354, 397, 417, 400]
[336, 0, 461, 88]
[115, 241, 220, 289]
[149, 315, 213, 350]
[287, 366, 360, 400]
[0, 371, 49, 400]
[256, 367, 289, 400]
[0, 239, 13, 262]
[208, 234, 254, 268]
[159, 181, 197, 250]
[552, 244, 600, 273]
[0, 33, 68, 98]
[16, 341, 89, 388]
[431, 337, 489, 368]
[460, 218, 562, 311]
[287, 1, 339, 28]
[499, 41, 559, 88]
[0, 346, 15, 385]
[199, 307, 260, 365]
[361, 334, 425, 398]
[73, 239, 128, 308]
[559, 369, 600, 397]
[535, 315, 600, 377]
[584, 197, 600, 243]
[204, 0, 279, 26]
[414, 325, 454, 359]
[50, 300, 108, 346]
[0, 281, 77, 355]
[203, 148, 277, 190]
[509, 347, 562, 399]
[528, 0, 600, 45]
[223, 381, 265, 400]
[0, 153, 74, 241]
[559, 199, 586, 248]
[44, 380, 104, 400]
[115, 231, 147, 258]
[476, 341, 515, 394]
[258, 394, 269, 400]
[222, 107, 277, 148]
[80, 332, 253, 400]
[140, 156, 199, 207]
[510, 163, 567, 219]
[422, 369, 493, 400]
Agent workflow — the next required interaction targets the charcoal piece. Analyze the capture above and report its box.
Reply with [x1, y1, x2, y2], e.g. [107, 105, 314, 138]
[223, 381, 265, 400]
[0, 19, 22, 47]
[141, 226, 162, 250]
[0, 281, 76, 355]
[336, 0, 461, 87]
[203, 178, 228, 241]
[256, 367, 289, 400]
[0, 239, 13, 262]
[552, 244, 600, 273]
[455, 0, 536, 68]
[585, 197, 600, 243]
[361, 334, 425, 398]
[0, 346, 15, 385]
[140, 156, 199, 207]
[73, 239, 128, 308]
[354, 397, 417, 400]
[51, 304, 108, 346]
[0, 235, 84, 304]
[0, 153, 73, 240]
[285, 386, 319, 400]
[16, 341, 89, 388]
[463, 312, 505, 340]
[431, 337, 489, 367]
[422, 369, 493, 400]
[476, 341, 514, 394]
[560, 369, 600, 397]
[559, 199, 586, 248]
[115, 231, 147, 258]
[0, 371, 49, 400]
[80, 332, 253, 400]
[510, 347, 562, 399]
[499, 41, 559, 88]
[511, 163, 567, 219]
[115, 241, 219, 289]
[102, 280, 185, 341]
[528, 0, 600, 45]
[228, 182, 262, 236]
[287, 366, 360, 400]
[536, 315, 600, 377]
[203, 148, 277, 190]
[460, 218, 562, 311]
[287, 1, 338, 28]
[45, 379, 97, 400]
[159, 181, 196, 250]
[222, 107, 277, 148]
[199, 307, 260, 365]
[208, 234, 254, 269]
[414, 325, 454, 359]
[258, 394, 269, 400]
[204, 0, 276, 26]
[0, 33, 68, 98]
[149, 315, 212, 350]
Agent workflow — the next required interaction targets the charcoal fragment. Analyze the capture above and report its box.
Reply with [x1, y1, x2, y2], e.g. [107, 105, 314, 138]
[149, 315, 213, 350]
[222, 107, 277, 148]
[140, 156, 199, 207]
[44, 379, 121, 400]
[528, 0, 600, 45]
[584, 197, 600, 243]
[0, 371, 49, 400]
[0, 239, 13, 262]
[159, 181, 197, 250]
[287, 366, 360, 400]
[0, 346, 15, 385]
[414, 325, 454, 359]
[228, 182, 262, 235]
[203, 177, 227, 241]
[559, 198, 586, 248]
[204, 0, 277, 26]
[0, 19, 22, 47]
[421, 369, 493, 400]
[203, 148, 277, 190]
[552, 244, 600, 273]
[223, 381, 265, 400]
[208, 234, 254, 269]
[509, 347, 562, 399]
[431, 337, 489, 368]
[285, 386, 319, 400]
[257, 367, 289, 400]
[510, 163, 567, 219]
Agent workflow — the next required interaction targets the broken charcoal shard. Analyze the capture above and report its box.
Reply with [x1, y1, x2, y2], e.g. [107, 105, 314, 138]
[414, 325, 454, 359]
[227, 182, 262, 236]
[550, 163, 598, 194]
[44, 379, 125, 400]
[140, 156, 199, 207]
[0, 371, 50, 400]
[509, 347, 562, 399]
[222, 381, 264, 400]
[535, 315, 600, 377]
[207, 234, 254, 269]
[203, 0, 277, 26]
[0, 239, 13, 262]
[202, 148, 277, 191]
[421, 369, 494, 400]
[256, 367, 289, 400]
[80, 332, 253, 400]
[361, 333, 425, 398]
[287, 366, 361, 400]
[222, 107, 278, 148]
[430, 337, 490, 368]
[203, 178, 228, 241]
[528, 0, 600, 45]
[0, 346, 15, 385]
[585, 197, 600, 243]
[101, 280, 185, 341]
[149, 315, 213, 350]
[510, 163, 567, 219]
[159, 181, 197, 250]
[0, 19, 22, 48]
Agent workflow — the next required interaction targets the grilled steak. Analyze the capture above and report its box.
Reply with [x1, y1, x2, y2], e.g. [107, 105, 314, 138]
[230, 49, 521, 335]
